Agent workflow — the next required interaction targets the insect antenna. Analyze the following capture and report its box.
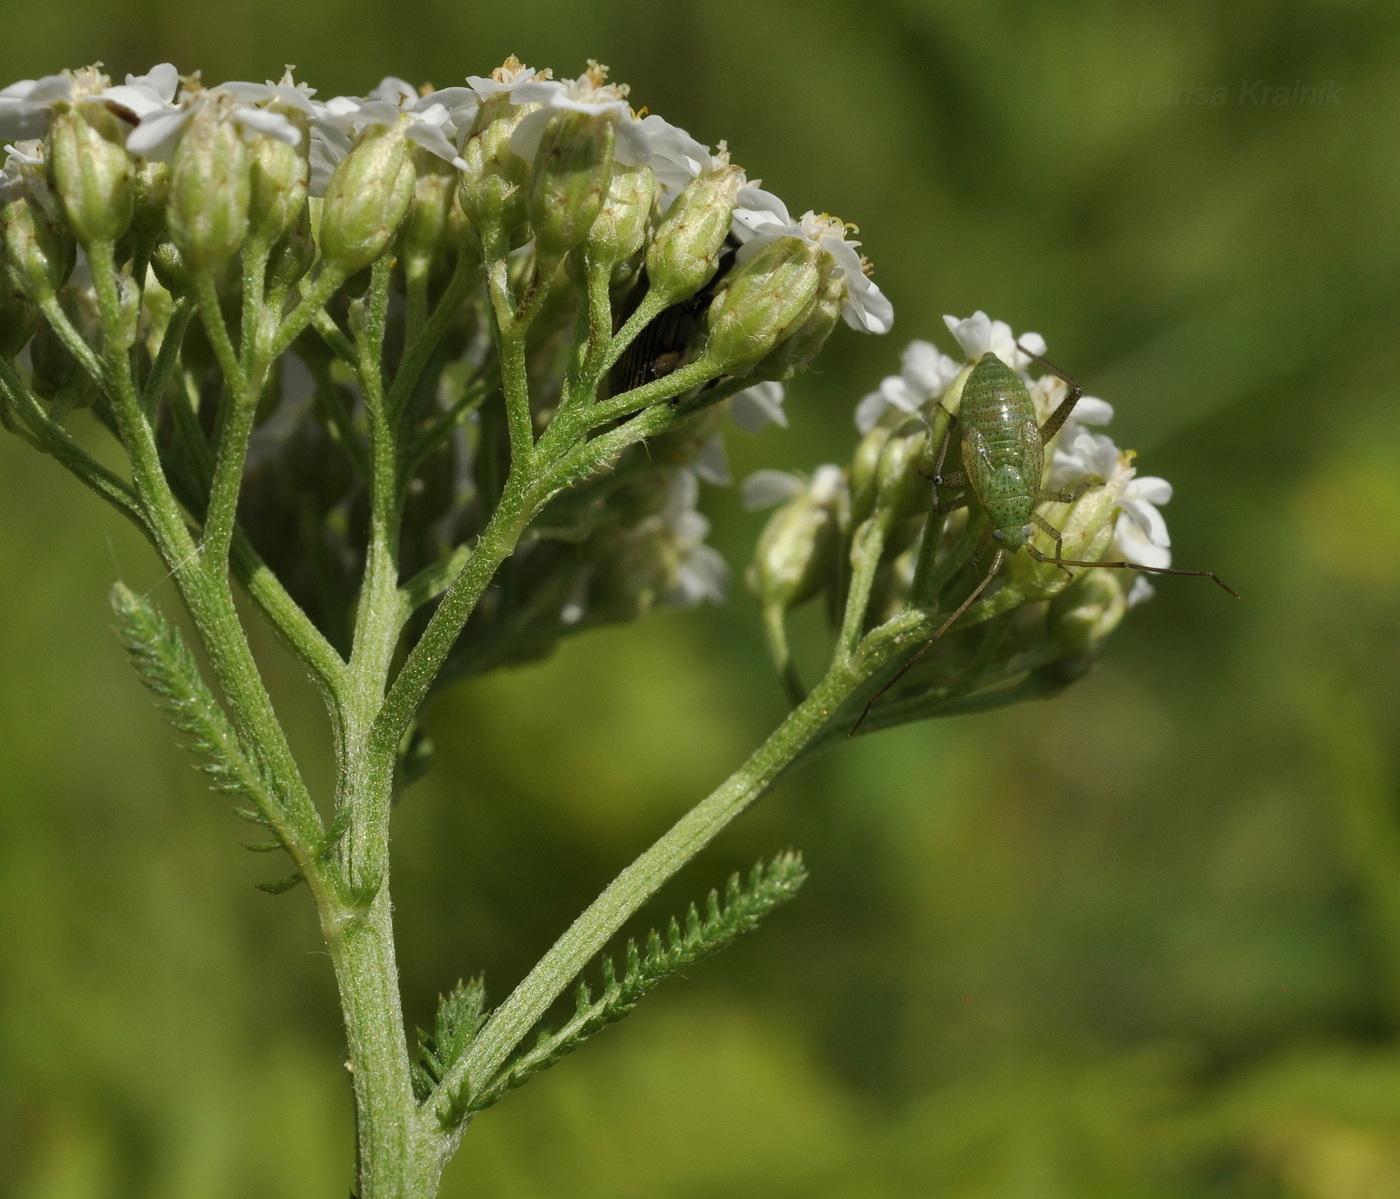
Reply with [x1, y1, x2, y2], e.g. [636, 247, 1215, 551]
[848, 547, 1006, 737]
[1023, 546, 1239, 597]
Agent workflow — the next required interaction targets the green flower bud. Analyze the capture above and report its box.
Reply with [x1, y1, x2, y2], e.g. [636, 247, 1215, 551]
[247, 123, 308, 248]
[458, 96, 532, 249]
[319, 124, 416, 274]
[526, 110, 615, 259]
[849, 421, 896, 524]
[872, 424, 931, 523]
[1, 188, 75, 301]
[149, 238, 191, 294]
[645, 161, 744, 306]
[746, 465, 846, 613]
[0, 277, 39, 357]
[168, 104, 251, 270]
[1045, 569, 1127, 657]
[47, 102, 134, 245]
[265, 202, 315, 292]
[701, 237, 822, 375]
[399, 151, 459, 281]
[578, 160, 653, 272]
[753, 259, 843, 382]
[129, 160, 170, 244]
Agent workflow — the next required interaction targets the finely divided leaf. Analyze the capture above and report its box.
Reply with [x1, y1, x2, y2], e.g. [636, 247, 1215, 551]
[109, 582, 281, 834]
[461, 851, 807, 1115]
[413, 978, 488, 1102]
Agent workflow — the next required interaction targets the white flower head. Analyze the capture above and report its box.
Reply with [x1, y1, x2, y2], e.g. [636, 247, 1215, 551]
[507, 61, 649, 167]
[854, 338, 962, 432]
[741, 463, 843, 512]
[466, 57, 555, 100]
[729, 380, 787, 433]
[118, 66, 306, 162]
[637, 114, 732, 206]
[732, 185, 893, 335]
[0, 66, 109, 141]
[307, 77, 467, 189]
[660, 468, 729, 607]
[943, 310, 1045, 370]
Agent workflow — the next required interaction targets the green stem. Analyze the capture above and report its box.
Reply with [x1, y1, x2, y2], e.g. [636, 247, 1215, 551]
[434, 657, 869, 1122]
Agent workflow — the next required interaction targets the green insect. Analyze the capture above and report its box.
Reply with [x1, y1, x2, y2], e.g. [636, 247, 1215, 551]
[850, 346, 1238, 734]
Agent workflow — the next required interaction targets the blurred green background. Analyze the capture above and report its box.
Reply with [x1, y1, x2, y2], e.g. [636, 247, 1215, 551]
[3, 1, 1400, 1195]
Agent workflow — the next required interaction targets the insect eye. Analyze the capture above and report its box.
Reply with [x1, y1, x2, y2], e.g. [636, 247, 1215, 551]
[1022, 525, 1034, 540]
[991, 529, 1002, 540]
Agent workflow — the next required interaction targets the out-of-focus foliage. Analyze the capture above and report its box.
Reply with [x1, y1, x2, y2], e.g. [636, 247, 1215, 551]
[1, 1, 1398, 1196]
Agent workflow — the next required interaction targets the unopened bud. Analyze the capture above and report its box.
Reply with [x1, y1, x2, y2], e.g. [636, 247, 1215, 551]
[265, 202, 315, 291]
[399, 152, 458, 279]
[872, 424, 931, 522]
[319, 123, 416, 274]
[0, 279, 38, 357]
[746, 465, 846, 612]
[849, 421, 896, 524]
[1045, 570, 1127, 657]
[1, 189, 75, 301]
[645, 162, 744, 306]
[47, 102, 134, 244]
[129, 160, 170, 244]
[701, 237, 821, 375]
[458, 97, 532, 249]
[247, 124, 308, 248]
[753, 260, 842, 382]
[526, 110, 615, 259]
[168, 104, 251, 270]
[579, 159, 653, 272]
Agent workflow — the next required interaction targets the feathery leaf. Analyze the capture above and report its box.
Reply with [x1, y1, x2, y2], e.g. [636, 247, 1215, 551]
[413, 978, 488, 1102]
[460, 851, 806, 1114]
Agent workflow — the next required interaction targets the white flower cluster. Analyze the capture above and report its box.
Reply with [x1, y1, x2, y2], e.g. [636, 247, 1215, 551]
[854, 311, 1175, 605]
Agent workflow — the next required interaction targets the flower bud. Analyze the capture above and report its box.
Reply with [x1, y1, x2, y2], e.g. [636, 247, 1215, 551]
[1044, 569, 1127, 657]
[526, 110, 616, 259]
[746, 465, 846, 612]
[578, 160, 653, 272]
[265, 202, 315, 292]
[0, 278, 39, 357]
[168, 105, 251, 270]
[319, 124, 416, 274]
[458, 97, 532, 249]
[46, 102, 134, 245]
[701, 237, 821, 375]
[849, 421, 896, 524]
[872, 424, 931, 523]
[128, 160, 170, 246]
[645, 162, 744, 306]
[0, 188, 75, 301]
[247, 124, 308, 248]
[752, 259, 843, 382]
[399, 151, 459, 279]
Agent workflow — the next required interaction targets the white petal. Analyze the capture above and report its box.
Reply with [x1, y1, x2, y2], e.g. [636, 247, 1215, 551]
[944, 311, 993, 360]
[101, 83, 172, 120]
[233, 106, 301, 145]
[1125, 575, 1156, 607]
[126, 107, 192, 160]
[614, 115, 652, 166]
[691, 434, 732, 486]
[1128, 475, 1172, 506]
[878, 375, 922, 415]
[1114, 513, 1171, 569]
[854, 390, 889, 434]
[841, 272, 893, 334]
[671, 544, 729, 606]
[405, 119, 464, 165]
[507, 106, 552, 160]
[1119, 494, 1171, 549]
[742, 469, 805, 511]
[1070, 395, 1114, 425]
[729, 380, 787, 432]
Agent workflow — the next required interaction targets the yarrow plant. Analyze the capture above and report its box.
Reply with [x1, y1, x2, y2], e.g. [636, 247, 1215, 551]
[0, 55, 1224, 1197]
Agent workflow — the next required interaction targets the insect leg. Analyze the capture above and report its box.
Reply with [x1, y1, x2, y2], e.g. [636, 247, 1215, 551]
[1034, 480, 1098, 505]
[1016, 343, 1084, 445]
[935, 492, 972, 517]
[1028, 511, 1072, 578]
[1024, 545, 1240, 598]
[849, 544, 1006, 736]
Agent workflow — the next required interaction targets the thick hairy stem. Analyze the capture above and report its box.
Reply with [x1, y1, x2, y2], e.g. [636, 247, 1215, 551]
[325, 889, 445, 1199]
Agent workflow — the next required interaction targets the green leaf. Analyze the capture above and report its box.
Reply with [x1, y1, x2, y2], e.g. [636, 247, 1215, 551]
[413, 978, 488, 1102]
[462, 851, 807, 1114]
[109, 582, 285, 846]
